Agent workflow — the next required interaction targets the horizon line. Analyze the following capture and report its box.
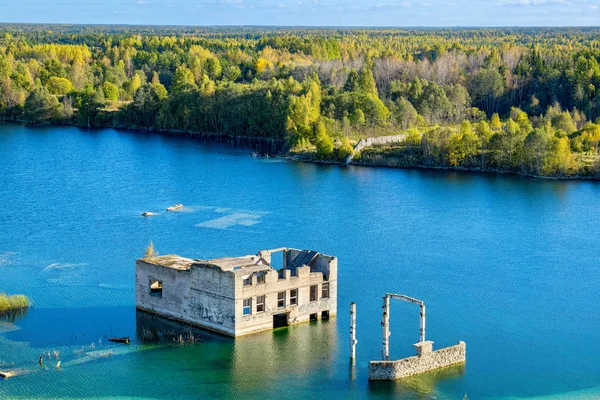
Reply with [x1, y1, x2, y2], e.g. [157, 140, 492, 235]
[1, 22, 600, 29]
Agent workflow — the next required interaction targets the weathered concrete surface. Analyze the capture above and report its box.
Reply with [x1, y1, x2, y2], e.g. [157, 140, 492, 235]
[347, 134, 409, 163]
[368, 341, 466, 381]
[136, 257, 236, 336]
[136, 248, 337, 337]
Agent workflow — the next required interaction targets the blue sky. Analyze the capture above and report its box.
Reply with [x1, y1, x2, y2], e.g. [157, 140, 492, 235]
[1, 0, 599, 26]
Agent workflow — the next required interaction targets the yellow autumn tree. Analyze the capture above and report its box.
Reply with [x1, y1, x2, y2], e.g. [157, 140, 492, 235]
[490, 113, 502, 131]
[255, 58, 272, 75]
[545, 137, 574, 176]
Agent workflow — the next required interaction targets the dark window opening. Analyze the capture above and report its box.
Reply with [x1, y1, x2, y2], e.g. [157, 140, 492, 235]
[273, 313, 289, 329]
[321, 283, 329, 299]
[321, 310, 330, 320]
[243, 276, 252, 286]
[310, 285, 318, 302]
[309, 313, 318, 321]
[150, 279, 163, 297]
[256, 295, 265, 313]
[290, 289, 298, 306]
[277, 291, 286, 308]
[257, 272, 266, 284]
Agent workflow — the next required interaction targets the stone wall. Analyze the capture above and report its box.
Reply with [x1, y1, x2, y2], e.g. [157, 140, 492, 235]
[347, 134, 409, 163]
[368, 341, 466, 381]
[354, 134, 409, 152]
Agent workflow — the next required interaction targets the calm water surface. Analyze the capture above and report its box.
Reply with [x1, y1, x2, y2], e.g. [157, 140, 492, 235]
[1, 124, 600, 399]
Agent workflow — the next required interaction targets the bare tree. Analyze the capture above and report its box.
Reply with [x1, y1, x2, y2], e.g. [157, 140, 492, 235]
[501, 47, 523, 72]
[432, 52, 465, 86]
[467, 50, 488, 74]
[373, 57, 403, 99]
[417, 58, 433, 82]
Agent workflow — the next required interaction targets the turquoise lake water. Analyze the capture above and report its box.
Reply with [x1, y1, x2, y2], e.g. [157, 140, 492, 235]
[1, 123, 600, 399]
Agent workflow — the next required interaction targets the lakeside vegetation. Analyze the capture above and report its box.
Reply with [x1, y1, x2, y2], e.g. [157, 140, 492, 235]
[2, 25, 600, 177]
[0, 293, 30, 319]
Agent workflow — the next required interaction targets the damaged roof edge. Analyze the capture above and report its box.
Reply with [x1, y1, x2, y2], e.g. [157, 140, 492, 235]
[137, 248, 336, 273]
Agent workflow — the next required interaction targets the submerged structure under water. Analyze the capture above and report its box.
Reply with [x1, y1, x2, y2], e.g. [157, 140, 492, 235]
[136, 248, 337, 337]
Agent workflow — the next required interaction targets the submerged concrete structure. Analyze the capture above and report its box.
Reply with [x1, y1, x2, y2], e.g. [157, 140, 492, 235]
[369, 341, 466, 380]
[136, 248, 337, 337]
[368, 293, 466, 381]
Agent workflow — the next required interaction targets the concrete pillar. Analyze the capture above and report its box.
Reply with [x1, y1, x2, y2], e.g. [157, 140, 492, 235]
[413, 340, 434, 357]
[381, 295, 390, 361]
[419, 303, 426, 343]
[350, 302, 357, 362]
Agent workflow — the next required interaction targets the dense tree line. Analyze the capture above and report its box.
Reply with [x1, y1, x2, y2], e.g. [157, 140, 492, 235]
[357, 106, 600, 177]
[2, 25, 600, 176]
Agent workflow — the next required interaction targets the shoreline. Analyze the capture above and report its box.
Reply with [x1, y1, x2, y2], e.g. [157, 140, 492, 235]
[0, 119, 286, 155]
[285, 152, 600, 181]
[348, 159, 600, 181]
[2, 120, 597, 181]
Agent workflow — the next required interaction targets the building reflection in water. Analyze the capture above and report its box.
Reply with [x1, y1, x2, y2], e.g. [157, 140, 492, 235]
[135, 309, 227, 344]
[136, 309, 338, 394]
[230, 318, 338, 383]
[136, 310, 459, 398]
[368, 363, 465, 399]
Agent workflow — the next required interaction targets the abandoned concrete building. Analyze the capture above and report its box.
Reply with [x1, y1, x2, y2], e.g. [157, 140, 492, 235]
[136, 248, 337, 337]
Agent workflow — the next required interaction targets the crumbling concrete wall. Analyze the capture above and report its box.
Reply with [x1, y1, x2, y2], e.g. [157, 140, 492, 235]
[189, 264, 236, 334]
[368, 341, 466, 381]
[234, 256, 338, 336]
[136, 260, 236, 336]
[136, 249, 337, 337]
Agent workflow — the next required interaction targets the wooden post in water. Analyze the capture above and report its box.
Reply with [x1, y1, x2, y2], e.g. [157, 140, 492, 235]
[350, 302, 357, 362]
[382, 295, 390, 361]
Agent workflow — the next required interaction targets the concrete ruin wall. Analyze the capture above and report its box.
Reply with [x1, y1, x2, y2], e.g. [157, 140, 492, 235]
[136, 249, 337, 337]
[234, 257, 338, 336]
[136, 260, 236, 336]
[368, 342, 466, 381]
[189, 264, 236, 334]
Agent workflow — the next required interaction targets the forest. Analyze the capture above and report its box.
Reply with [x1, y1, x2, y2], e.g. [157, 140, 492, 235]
[2, 25, 600, 177]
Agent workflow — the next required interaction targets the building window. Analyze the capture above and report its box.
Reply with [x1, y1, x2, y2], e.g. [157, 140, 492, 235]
[243, 275, 252, 286]
[256, 295, 265, 313]
[310, 285, 318, 302]
[150, 279, 162, 297]
[290, 289, 298, 306]
[257, 272, 266, 284]
[321, 283, 330, 299]
[243, 298, 252, 315]
[277, 291, 286, 309]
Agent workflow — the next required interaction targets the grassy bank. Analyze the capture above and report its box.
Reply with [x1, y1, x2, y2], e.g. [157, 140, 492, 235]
[0, 293, 30, 317]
